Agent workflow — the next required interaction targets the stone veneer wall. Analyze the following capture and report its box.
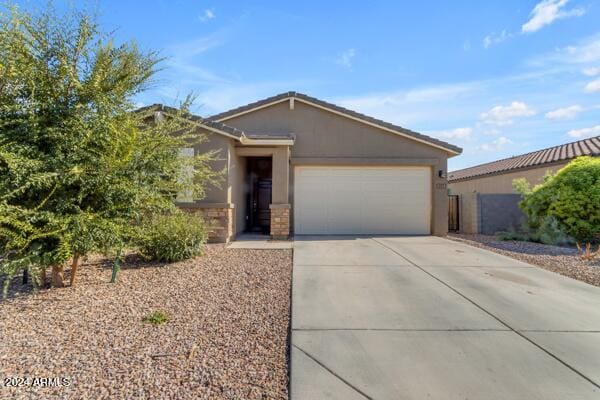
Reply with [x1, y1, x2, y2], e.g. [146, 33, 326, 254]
[270, 204, 290, 240]
[178, 203, 235, 243]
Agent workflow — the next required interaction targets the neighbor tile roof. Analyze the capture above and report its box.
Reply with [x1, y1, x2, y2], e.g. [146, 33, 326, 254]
[208, 91, 463, 154]
[448, 136, 600, 182]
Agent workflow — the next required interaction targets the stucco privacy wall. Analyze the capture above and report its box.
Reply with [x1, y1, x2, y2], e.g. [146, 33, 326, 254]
[449, 162, 568, 234]
[221, 100, 451, 236]
[478, 194, 525, 234]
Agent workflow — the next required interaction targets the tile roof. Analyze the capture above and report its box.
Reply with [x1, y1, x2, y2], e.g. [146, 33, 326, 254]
[448, 136, 600, 182]
[244, 133, 296, 140]
[208, 91, 463, 154]
[138, 104, 245, 139]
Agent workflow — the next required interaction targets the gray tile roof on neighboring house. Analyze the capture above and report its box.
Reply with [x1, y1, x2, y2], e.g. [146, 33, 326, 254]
[208, 91, 463, 154]
[138, 103, 245, 139]
[448, 136, 600, 182]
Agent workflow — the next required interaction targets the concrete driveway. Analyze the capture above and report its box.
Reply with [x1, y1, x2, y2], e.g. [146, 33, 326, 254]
[291, 236, 600, 400]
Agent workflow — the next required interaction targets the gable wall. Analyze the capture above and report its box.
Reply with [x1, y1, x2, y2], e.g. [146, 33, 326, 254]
[223, 101, 449, 159]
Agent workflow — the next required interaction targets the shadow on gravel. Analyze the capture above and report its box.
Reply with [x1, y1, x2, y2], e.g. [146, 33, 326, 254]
[0, 273, 39, 300]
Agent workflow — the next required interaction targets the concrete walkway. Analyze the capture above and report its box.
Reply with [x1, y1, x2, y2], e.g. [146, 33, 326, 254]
[226, 233, 293, 249]
[291, 236, 600, 400]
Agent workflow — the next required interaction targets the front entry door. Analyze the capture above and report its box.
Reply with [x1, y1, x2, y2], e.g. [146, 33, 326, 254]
[252, 178, 272, 233]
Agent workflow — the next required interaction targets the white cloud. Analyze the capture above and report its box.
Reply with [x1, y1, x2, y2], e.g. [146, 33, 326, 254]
[336, 49, 357, 69]
[483, 30, 511, 49]
[477, 137, 513, 151]
[529, 34, 600, 68]
[434, 127, 473, 140]
[583, 67, 600, 76]
[480, 102, 536, 125]
[567, 125, 600, 138]
[198, 8, 215, 22]
[584, 79, 600, 93]
[335, 81, 483, 126]
[545, 105, 584, 120]
[522, 0, 585, 33]
[164, 34, 231, 87]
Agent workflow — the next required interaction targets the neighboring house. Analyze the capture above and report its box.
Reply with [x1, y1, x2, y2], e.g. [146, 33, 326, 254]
[448, 136, 600, 234]
[149, 91, 462, 242]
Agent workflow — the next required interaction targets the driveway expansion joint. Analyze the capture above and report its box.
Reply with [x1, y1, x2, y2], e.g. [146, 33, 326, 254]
[293, 344, 373, 400]
[371, 237, 600, 390]
[293, 328, 511, 332]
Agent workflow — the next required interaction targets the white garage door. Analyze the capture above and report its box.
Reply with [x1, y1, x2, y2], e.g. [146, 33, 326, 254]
[294, 166, 431, 235]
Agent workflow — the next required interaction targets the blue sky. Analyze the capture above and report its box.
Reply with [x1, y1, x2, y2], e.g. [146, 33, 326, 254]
[15, 0, 600, 170]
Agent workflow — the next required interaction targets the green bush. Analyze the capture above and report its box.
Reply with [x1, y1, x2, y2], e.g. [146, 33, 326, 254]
[516, 156, 600, 243]
[137, 213, 208, 262]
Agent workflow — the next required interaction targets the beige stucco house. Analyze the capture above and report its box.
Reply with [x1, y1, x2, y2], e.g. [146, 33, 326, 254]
[151, 92, 462, 242]
[448, 136, 600, 234]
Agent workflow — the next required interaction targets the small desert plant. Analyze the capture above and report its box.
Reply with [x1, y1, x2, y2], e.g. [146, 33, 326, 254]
[136, 213, 208, 262]
[496, 218, 574, 246]
[496, 226, 529, 242]
[143, 311, 169, 325]
[576, 243, 600, 261]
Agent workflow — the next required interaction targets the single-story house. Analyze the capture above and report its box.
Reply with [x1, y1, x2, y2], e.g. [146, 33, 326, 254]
[150, 92, 462, 242]
[448, 136, 600, 234]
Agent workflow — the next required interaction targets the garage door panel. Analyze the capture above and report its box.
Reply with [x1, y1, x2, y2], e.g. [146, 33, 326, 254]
[294, 166, 431, 235]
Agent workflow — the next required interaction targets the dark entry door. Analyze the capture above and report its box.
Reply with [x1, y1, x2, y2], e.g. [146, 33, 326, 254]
[252, 178, 272, 233]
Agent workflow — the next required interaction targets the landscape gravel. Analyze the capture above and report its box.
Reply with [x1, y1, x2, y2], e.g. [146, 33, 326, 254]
[0, 245, 292, 400]
[448, 233, 600, 287]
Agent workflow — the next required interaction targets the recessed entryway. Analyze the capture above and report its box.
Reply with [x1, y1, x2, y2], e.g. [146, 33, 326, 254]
[245, 157, 272, 234]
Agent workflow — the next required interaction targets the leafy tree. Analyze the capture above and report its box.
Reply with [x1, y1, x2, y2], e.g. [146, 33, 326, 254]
[0, 3, 219, 295]
[514, 156, 600, 244]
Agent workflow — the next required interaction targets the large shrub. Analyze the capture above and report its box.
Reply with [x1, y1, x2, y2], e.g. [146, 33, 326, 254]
[516, 156, 600, 243]
[137, 213, 208, 263]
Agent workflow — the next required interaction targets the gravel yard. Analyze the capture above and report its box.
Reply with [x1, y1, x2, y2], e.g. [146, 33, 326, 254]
[0, 246, 292, 400]
[448, 233, 600, 287]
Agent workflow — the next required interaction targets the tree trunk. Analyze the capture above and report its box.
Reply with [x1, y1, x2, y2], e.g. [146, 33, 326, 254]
[51, 264, 64, 287]
[69, 254, 81, 287]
